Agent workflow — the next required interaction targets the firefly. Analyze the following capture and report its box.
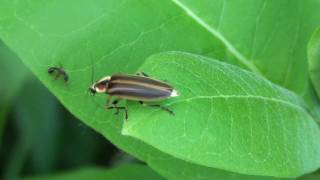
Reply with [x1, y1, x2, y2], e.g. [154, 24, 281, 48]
[48, 66, 69, 84]
[89, 72, 179, 120]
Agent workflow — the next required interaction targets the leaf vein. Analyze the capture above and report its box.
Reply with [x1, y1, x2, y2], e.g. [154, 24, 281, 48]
[170, 0, 262, 74]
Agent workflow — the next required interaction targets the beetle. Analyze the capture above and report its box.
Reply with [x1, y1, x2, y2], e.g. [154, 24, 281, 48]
[48, 66, 69, 84]
[89, 72, 179, 120]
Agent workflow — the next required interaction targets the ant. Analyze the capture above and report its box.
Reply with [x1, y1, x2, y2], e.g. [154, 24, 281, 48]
[48, 65, 69, 84]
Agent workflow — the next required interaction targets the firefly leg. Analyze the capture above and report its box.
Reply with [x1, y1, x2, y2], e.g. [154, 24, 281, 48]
[136, 72, 149, 77]
[107, 99, 128, 121]
[111, 100, 120, 115]
[139, 101, 174, 115]
[136, 72, 169, 82]
[105, 96, 112, 107]
[137, 72, 170, 83]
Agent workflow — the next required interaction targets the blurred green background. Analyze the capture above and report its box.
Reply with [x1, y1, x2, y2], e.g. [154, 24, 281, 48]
[0, 41, 140, 179]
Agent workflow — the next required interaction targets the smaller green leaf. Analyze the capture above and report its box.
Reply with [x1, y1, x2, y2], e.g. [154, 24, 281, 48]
[23, 164, 165, 180]
[308, 27, 320, 99]
[122, 52, 320, 177]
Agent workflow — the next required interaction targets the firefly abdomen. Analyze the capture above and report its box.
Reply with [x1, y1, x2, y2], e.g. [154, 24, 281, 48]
[107, 74, 178, 101]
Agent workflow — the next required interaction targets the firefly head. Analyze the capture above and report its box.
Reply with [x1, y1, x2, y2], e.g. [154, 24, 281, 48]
[89, 86, 96, 95]
[89, 76, 111, 95]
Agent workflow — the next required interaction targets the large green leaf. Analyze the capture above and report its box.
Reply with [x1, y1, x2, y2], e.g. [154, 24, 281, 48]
[123, 52, 320, 177]
[1, 0, 320, 179]
[0, 0, 242, 179]
[308, 28, 320, 99]
[23, 164, 165, 180]
[171, 0, 320, 98]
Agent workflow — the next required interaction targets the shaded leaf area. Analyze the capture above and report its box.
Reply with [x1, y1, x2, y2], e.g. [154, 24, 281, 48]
[0, 41, 30, 139]
[308, 28, 320, 100]
[123, 52, 320, 177]
[149, 157, 280, 180]
[299, 171, 320, 180]
[23, 164, 165, 180]
[0, 78, 117, 179]
[0, 78, 59, 180]
[0, 0, 319, 179]
[306, 28, 320, 124]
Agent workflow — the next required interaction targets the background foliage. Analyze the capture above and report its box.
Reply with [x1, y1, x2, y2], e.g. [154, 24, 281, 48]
[1, 0, 320, 179]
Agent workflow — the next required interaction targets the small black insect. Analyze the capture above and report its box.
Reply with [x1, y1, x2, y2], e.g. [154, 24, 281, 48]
[89, 72, 179, 121]
[48, 66, 69, 84]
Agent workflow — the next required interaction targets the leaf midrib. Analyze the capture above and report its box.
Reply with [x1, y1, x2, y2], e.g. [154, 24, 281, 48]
[170, 0, 262, 75]
[167, 94, 307, 115]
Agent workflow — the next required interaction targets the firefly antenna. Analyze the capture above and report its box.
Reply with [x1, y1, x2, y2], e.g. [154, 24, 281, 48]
[90, 53, 95, 85]
[86, 53, 105, 110]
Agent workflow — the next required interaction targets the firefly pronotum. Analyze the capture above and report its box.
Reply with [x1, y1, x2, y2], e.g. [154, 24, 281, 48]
[89, 72, 179, 120]
[48, 66, 69, 84]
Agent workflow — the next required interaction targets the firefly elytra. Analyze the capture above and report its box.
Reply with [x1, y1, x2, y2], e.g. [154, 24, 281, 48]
[48, 65, 69, 84]
[89, 72, 179, 120]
